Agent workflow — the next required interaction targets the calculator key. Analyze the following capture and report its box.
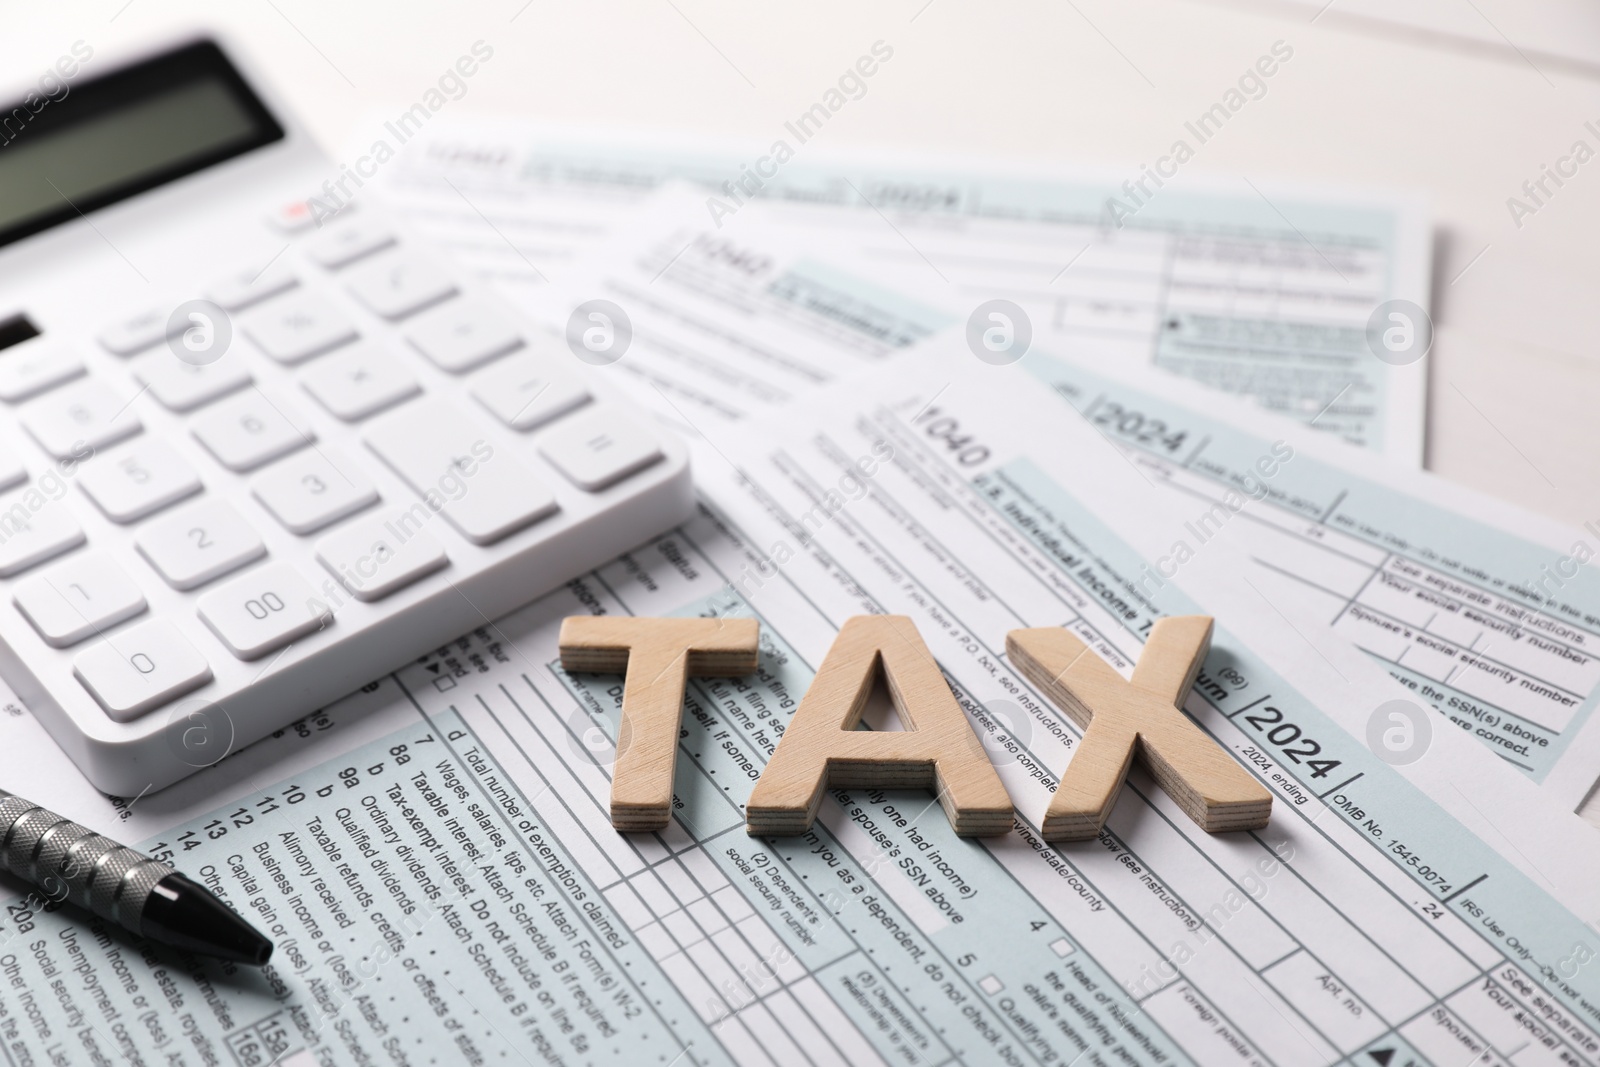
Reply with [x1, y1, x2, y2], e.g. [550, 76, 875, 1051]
[345, 254, 458, 321]
[0, 494, 85, 576]
[136, 499, 266, 590]
[0, 345, 85, 403]
[132, 349, 252, 412]
[14, 553, 147, 648]
[205, 266, 298, 312]
[470, 355, 590, 431]
[77, 440, 202, 524]
[365, 399, 557, 545]
[407, 298, 523, 373]
[267, 195, 351, 234]
[244, 292, 358, 365]
[72, 620, 211, 722]
[251, 449, 378, 535]
[197, 563, 331, 660]
[0, 448, 25, 494]
[300, 343, 421, 422]
[97, 309, 173, 356]
[191, 391, 314, 472]
[21, 380, 141, 460]
[306, 222, 395, 269]
[539, 408, 664, 491]
[315, 510, 448, 602]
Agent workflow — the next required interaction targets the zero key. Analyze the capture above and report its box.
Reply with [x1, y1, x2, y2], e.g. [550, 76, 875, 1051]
[73, 619, 212, 722]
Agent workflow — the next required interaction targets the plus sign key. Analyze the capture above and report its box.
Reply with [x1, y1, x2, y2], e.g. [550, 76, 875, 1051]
[363, 398, 556, 544]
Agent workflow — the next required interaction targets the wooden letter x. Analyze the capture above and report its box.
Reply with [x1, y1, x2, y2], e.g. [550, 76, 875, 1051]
[1007, 616, 1270, 841]
[559, 616, 760, 832]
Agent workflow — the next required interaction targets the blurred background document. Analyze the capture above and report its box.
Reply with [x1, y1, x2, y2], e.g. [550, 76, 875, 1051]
[355, 116, 1431, 462]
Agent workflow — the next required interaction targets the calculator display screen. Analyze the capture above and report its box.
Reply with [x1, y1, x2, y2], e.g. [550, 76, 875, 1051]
[0, 40, 283, 249]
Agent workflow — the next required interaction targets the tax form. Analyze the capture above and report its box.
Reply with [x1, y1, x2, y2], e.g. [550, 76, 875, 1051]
[356, 115, 1431, 461]
[515, 185, 1600, 807]
[1021, 351, 1600, 806]
[0, 343, 1590, 1066]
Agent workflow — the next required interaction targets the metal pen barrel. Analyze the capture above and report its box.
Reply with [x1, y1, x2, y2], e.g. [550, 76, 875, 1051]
[0, 789, 174, 933]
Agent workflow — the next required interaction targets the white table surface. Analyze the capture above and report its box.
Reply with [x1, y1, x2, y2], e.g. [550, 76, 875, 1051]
[6, 0, 1600, 819]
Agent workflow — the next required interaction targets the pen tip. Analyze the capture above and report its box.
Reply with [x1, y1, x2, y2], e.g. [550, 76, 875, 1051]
[142, 873, 275, 966]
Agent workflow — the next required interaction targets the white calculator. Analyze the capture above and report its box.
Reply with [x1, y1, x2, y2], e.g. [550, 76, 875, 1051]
[0, 35, 691, 795]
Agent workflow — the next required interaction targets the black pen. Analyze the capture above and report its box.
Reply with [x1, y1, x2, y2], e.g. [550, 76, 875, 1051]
[0, 789, 272, 965]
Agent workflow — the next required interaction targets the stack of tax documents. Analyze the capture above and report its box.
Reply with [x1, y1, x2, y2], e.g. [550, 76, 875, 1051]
[0, 116, 1593, 1067]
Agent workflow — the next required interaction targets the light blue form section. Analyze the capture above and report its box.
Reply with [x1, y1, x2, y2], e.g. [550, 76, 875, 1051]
[1024, 352, 1600, 784]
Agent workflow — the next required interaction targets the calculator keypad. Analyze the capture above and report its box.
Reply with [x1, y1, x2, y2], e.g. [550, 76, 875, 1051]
[77, 440, 203, 524]
[0, 493, 85, 576]
[22, 380, 141, 459]
[133, 350, 253, 412]
[300, 343, 420, 421]
[0, 346, 85, 403]
[0, 215, 673, 731]
[0, 448, 26, 494]
[407, 298, 523, 373]
[306, 223, 394, 269]
[136, 499, 267, 591]
[250, 449, 378, 535]
[470, 355, 590, 431]
[364, 398, 558, 545]
[540, 409, 664, 491]
[195, 562, 329, 660]
[345, 255, 458, 321]
[205, 267, 298, 312]
[315, 509, 448, 602]
[244, 292, 359, 365]
[97, 310, 173, 357]
[191, 391, 314, 472]
[13, 553, 147, 648]
[72, 619, 211, 721]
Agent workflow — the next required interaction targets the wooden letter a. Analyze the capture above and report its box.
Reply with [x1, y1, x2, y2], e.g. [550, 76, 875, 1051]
[1007, 616, 1271, 841]
[746, 616, 1013, 837]
[560, 616, 760, 832]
